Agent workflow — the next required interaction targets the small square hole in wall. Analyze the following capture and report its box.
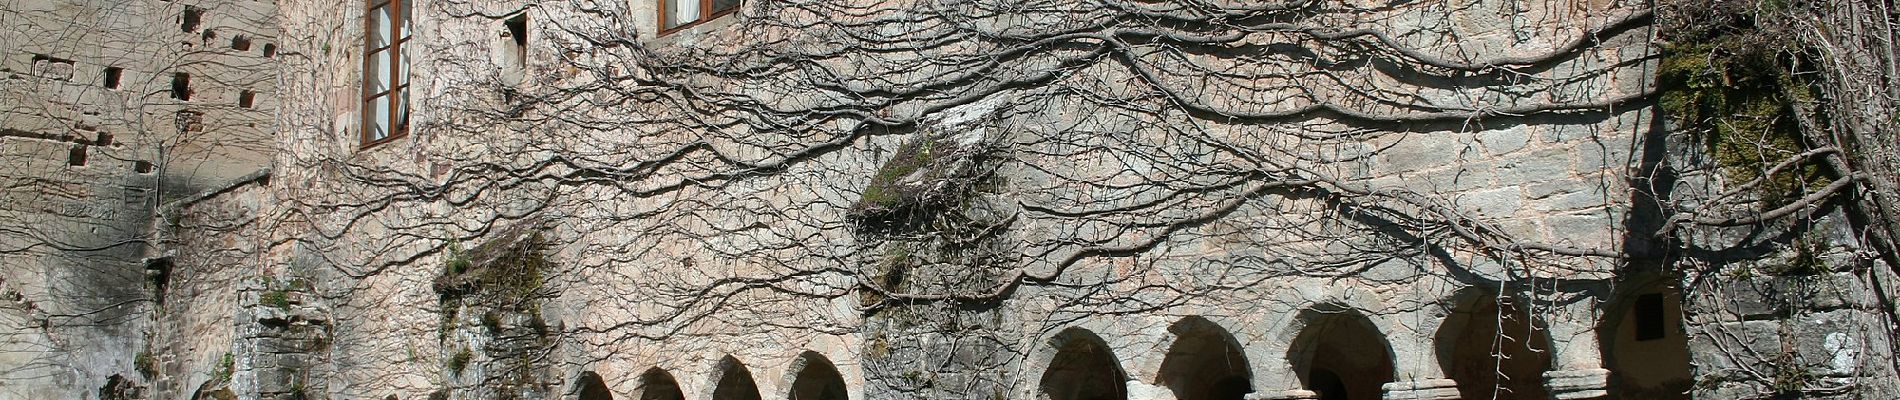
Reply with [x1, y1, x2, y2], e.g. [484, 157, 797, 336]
[134, 161, 154, 174]
[102, 67, 121, 89]
[171, 73, 191, 101]
[262, 43, 276, 58]
[238, 90, 255, 108]
[231, 35, 251, 51]
[181, 6, 202, 33]
[67, 145, 87, 167]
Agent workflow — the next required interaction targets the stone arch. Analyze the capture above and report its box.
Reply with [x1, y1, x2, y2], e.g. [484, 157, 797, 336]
[189, 380, 235, 400]
[785, 351, 848, 400]
[635, 367, 687, 400]
[1285, 307, 1395, 400]
[710, 356, 763, 400]
[1156, 316, 1251, 400]
[1599, 272, 1692, 399]
[577, 370, 614, 400]
[1037, 327, 1129, 400]
[1435, 288, 1553, 400]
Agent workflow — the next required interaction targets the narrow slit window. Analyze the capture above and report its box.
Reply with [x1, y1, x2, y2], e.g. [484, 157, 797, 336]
[362, 0, 412, 147]
[1634, 293, 1666, 341]
[505, 14, 528, 68]
[171, 73, 191, 101]
[660, 0, 739, 33]
[103, 67, 122, 89]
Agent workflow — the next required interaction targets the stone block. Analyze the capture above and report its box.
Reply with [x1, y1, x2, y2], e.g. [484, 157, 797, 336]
[1456, 186, 1522, 219]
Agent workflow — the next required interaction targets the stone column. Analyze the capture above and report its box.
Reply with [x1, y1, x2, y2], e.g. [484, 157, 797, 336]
[1544, 369, 1611, 400]
[1542, 297, 1611, 399]
[1381, 378, 1461, 400]
[1126, 380, 1177, 400]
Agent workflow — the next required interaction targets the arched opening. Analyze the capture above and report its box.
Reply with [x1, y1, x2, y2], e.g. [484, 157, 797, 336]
[635, 368, 685, 400]
[789, 351, 849, 400]
[1037, 328, 1128, 400]
[577, 371, 614, 400]
[1287, 310, 1394, 400]
[1600, 275, 1692, 399]
[711, 356, 763, 400]
[1157, 317, 1252, 400]
[1436, 292, 1553, 400]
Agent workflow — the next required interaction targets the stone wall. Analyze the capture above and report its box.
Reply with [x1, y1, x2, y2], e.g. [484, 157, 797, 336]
[0, 0, 277, 398]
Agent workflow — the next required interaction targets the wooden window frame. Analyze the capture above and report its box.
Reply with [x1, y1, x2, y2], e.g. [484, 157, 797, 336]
[657, 0, 739, 36]
[361, 0, 411, 148]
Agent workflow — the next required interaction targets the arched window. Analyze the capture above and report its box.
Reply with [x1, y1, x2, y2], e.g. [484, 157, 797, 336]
[1436, 293, 1552, 400]
[1037, 328, 1128, 400]
[1157, 317, 1251, 400]
[1288, 310, 1393, 400]
[711, 356, 762, 400]
[789, 351, 848, 400]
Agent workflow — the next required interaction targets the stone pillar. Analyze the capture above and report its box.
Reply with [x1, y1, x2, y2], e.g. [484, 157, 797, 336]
[1542, 297, 1611, 399]
[1245, 389, 1319, 400]
[1381, 378, 1460, 400]
[1543, 369, 1610, 400]
[1126, 380, 1177, 400]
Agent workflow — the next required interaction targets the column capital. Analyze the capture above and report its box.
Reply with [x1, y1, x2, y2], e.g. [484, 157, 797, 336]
[1545, 368, 1611, 400]
[1381, 378, 1460, 400]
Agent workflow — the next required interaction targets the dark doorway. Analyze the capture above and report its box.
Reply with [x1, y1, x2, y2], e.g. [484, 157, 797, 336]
[1157, 317, 1252, 400]
[1437, 293, 1553, 400]
[790, 352, 849, 400]
[636, 368, 685, 400]
[1289, 310, 1394, 400]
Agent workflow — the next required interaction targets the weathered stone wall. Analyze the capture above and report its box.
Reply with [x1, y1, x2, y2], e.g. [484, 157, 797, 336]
[0, 0, 276, 398]
[228, 0, 1675, 399]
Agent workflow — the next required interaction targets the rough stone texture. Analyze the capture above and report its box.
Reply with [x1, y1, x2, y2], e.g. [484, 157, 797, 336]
[0, 0, 277, 398]
[13, 0, 1896, 400]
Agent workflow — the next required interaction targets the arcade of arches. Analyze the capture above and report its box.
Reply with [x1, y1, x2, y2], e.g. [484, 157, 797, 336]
[564, 286, 1689, 400]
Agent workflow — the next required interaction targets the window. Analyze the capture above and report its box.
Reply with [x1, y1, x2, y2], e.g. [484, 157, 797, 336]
[1634, 293, 1665, 341]
[659, 0, 738, 33]
[363, 0, 412, 146]
[171, 73, 191, 101]
[102, 67, 122, 89]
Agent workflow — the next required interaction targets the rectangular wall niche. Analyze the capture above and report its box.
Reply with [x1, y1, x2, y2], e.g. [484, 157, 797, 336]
[232, 35, 252, 51]
[103, 67, 122, 89]
[504, 13, 528, 69]
[181, 6, 203, 33]
[238, 90, 256, 108]
[171, 73, 191, 101]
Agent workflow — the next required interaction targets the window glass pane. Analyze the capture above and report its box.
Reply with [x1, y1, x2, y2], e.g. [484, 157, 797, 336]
[368, 49, 389, 94]
[397, 45, 409, 87]
[712, 0, 738, 13]
[399, 0, 412, 40]
[665, 0, 699, 29]
[372, 5, 392, 49]
[367, 95, 390, 141]
[395, 90, 409, 132]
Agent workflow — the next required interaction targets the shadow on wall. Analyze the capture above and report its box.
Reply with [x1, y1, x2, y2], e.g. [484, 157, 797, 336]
[1288, 309, 1394, 400]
